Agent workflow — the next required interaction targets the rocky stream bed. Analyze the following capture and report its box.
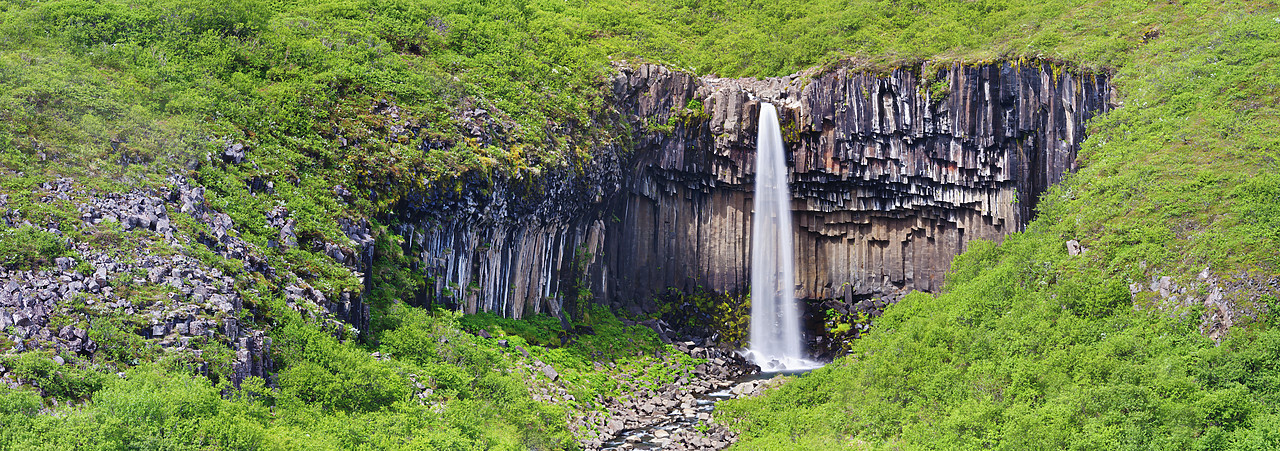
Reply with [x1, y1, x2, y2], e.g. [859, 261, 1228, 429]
[573, 340, 808, 451]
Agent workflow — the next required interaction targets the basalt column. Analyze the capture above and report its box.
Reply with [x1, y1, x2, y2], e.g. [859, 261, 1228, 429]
[601, 62, 1112, 305]
[395, 61, 1111, 318]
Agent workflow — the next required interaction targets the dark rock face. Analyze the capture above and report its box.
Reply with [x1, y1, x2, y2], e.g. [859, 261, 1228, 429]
[392, 165, 621, 318]
[604, 62, 1113, 302]
[398, 61, 1113, 317]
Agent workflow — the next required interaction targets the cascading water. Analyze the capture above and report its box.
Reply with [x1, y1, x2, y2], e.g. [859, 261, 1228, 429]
[743, 103, 822, 372]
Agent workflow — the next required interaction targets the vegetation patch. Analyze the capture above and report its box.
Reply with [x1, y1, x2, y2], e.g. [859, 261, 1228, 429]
[657, 287, 751, 348]
[717, 7, 1280, 448]
[0, 0, 1277, 448]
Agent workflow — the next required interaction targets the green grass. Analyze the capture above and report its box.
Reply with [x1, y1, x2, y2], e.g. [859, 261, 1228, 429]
[0, 305, 700, 449]
[717, 6, 1280, 449]
[1, 0, 1278, 449]
[0, 0, 1263, 308]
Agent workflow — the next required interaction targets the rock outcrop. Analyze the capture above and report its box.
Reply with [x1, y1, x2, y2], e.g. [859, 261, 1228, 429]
[397, 61, 1113, 317]
[0, 177, 369, 387]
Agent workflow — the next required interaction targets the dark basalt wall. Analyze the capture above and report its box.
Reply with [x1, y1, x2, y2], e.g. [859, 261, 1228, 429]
[394, 61, 1113, 318]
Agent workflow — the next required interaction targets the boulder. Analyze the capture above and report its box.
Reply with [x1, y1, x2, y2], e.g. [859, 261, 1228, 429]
[222, 143, 246, 164]
[541, 365, 559, 381]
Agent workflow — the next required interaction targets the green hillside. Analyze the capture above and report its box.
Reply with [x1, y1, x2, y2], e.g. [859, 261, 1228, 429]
[716, 5, 1280, 449]
[1, 0, 1278, 449]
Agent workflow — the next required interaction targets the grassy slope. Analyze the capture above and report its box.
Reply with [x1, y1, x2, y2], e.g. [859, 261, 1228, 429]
[717, 4, 1280, 450]
[0, 302, 702, 449]
[0, 0, 1278, 449]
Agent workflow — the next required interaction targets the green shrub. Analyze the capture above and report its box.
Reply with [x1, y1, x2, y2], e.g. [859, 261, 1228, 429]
[0, 225, 69, 270]
[86, 313, 155, 364]
[0, 388, 42, 416]
[383, 306, 502, 375]
[459, 311, 564, 348]
[472, 372, 526, 406]
[5, 352, 107, 401]
[275, 322, 411, 413]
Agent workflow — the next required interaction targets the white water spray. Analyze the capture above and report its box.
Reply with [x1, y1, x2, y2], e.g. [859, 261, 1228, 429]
[743, 103, 822, 372]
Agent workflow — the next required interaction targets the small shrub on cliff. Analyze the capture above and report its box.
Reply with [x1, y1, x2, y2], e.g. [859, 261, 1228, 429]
[822, 308, 871, 355]
[4, 352, 107, 401]
[366, 227, 427, 336]
[0, 225, 69, 270]
[657, 287, 750, 347]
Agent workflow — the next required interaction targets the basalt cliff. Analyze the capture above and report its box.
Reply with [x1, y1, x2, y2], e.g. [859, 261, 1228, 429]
[0, 61, 1114, 388]
[394, 61, 1114, 321]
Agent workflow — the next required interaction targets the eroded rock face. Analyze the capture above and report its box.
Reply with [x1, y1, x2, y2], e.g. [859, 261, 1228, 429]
[605, 61, 1112, 302]
[398, 61, 1113, 317]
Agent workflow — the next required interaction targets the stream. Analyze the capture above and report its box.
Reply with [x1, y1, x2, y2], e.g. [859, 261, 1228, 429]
[599, 369, 816, 450]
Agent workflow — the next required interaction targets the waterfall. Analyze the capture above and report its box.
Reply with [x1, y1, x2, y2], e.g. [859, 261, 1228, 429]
[744, 103, 821, 372]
